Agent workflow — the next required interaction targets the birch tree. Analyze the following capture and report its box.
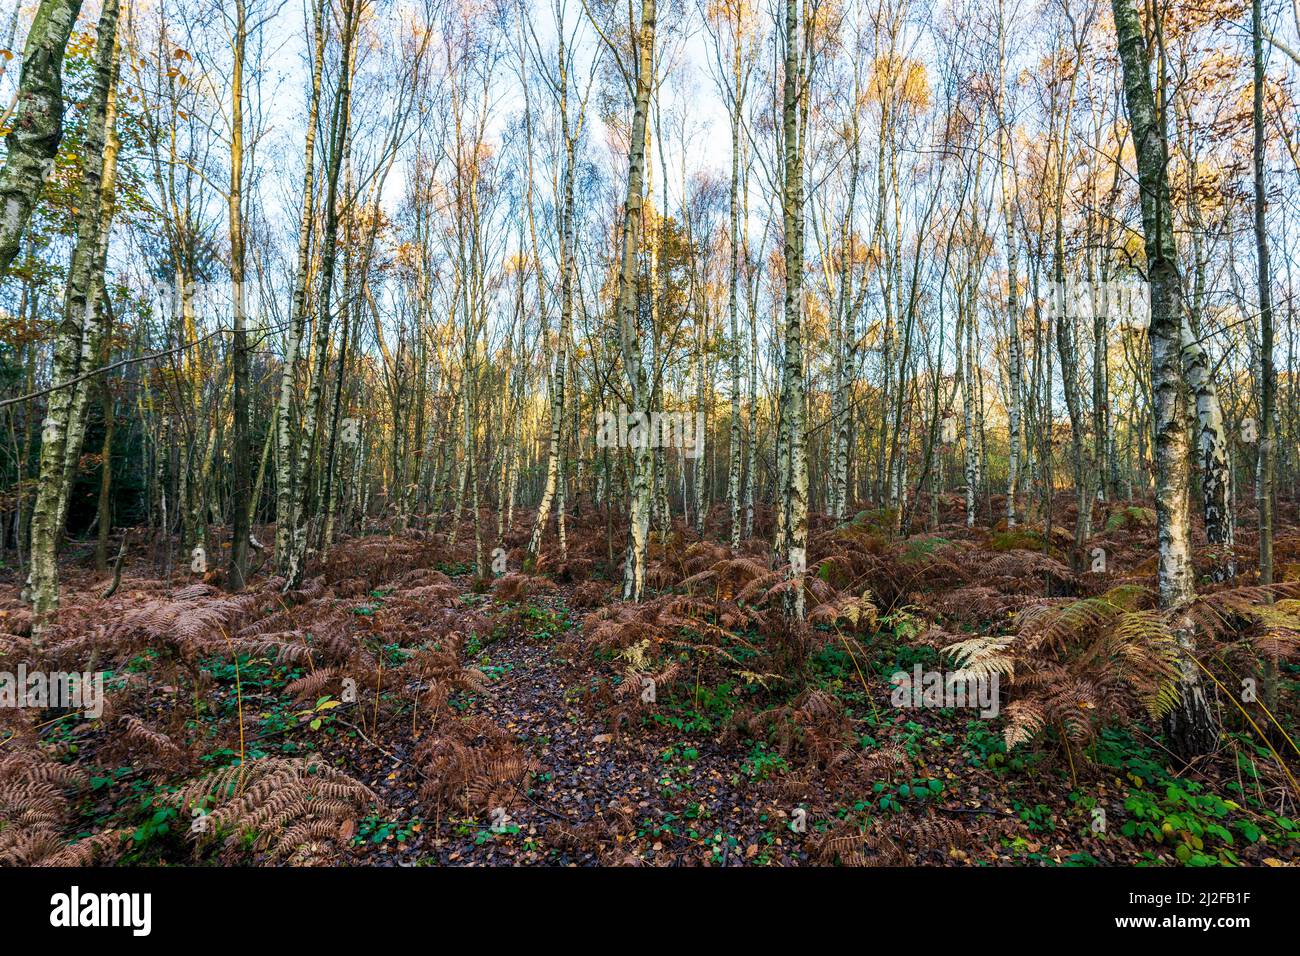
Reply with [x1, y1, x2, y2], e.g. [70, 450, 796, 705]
[283, 0, 360, 588]
[1254, 0, 1276, 586]
[775, 0, 808, 617]
[592, 0, 656, 601]
[227, 0, 251, 590]
[1111, 0, 1216, 758]
[526, 0, 586, 563]
[0, 0, 83, 279]
[703, 0, 756, 546]
[27, 0, 121, 620]
[274, 0, 327, 577]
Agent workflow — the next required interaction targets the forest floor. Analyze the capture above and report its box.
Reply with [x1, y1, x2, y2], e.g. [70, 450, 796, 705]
[2, 495, 1299, 866]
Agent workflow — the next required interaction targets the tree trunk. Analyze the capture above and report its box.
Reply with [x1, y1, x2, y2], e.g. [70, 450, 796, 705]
[274, 0, 326, 575]
[528, 30, 576, 562]
[228, 0, 251, 591]
[1112, 0, 1217, 758]
[27, 0, 120, 622]
[1254, 0, 1275, 587]
[776, 0, 808, 618]
[1178, 313, 1234, 581]
[0, 0, 84, 278]
[284, 2, 356, 588]
[726, 31, 743, 545]
[998, 4, 1022, 528]
[616, 0, 656, 602]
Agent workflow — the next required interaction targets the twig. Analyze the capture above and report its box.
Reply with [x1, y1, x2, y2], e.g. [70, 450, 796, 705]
[101, 531, 130, 599]
[0, 327, 237, 410]
[936, 806, 1019, 819]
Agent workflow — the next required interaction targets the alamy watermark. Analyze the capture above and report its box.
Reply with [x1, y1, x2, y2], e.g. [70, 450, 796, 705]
[146, 278, 251, 323]
[594, 406, 705, 459]
[0, 665, 105, 718]
[50, 886, 151, 936]
[890, 664, 1000, 718]
[1043, 278, 1149, 331]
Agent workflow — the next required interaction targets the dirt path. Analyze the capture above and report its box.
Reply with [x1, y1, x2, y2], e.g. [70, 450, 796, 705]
[357, 591, 810, 866]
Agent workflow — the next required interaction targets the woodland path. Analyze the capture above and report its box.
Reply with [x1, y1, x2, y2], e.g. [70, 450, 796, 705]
[353, 589, 814, 866]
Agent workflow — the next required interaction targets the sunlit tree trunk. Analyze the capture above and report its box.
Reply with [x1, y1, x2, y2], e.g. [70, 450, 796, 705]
[647, 110, 670, 537]
[830, 75, 861, 525]
[616, 0, 656, 601]
[57, 11, 122, 539]
[1048, 38, 1092, 564]
[1178, 313, 1234, 581]
[0, 0, 83, 279]
[776, 0, 808, 618]
[228, 0, 252, 591]
[1112, 0, 1217, 758]
[724, 18, 745, 546]
[275, 0, 326, 575]
[694, 276, 708, 534]
[997, 3, 1021, 527]
[285, 0, 357, 588]
[28, 0, 120, 621]
[528, 27, 576, 562]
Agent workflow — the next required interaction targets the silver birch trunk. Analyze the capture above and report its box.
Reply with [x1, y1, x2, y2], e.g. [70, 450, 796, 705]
[616, 0, 656, 601]
[28, 0, 119, 621]
[777, 0, 808, 618]
[0, 0, 83, 278]
[1112, 0, 1217, 758]
[274, 0, 326, 574]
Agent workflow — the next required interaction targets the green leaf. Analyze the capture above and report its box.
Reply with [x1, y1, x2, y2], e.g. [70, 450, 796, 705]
[1233, 820, 1262, 843]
